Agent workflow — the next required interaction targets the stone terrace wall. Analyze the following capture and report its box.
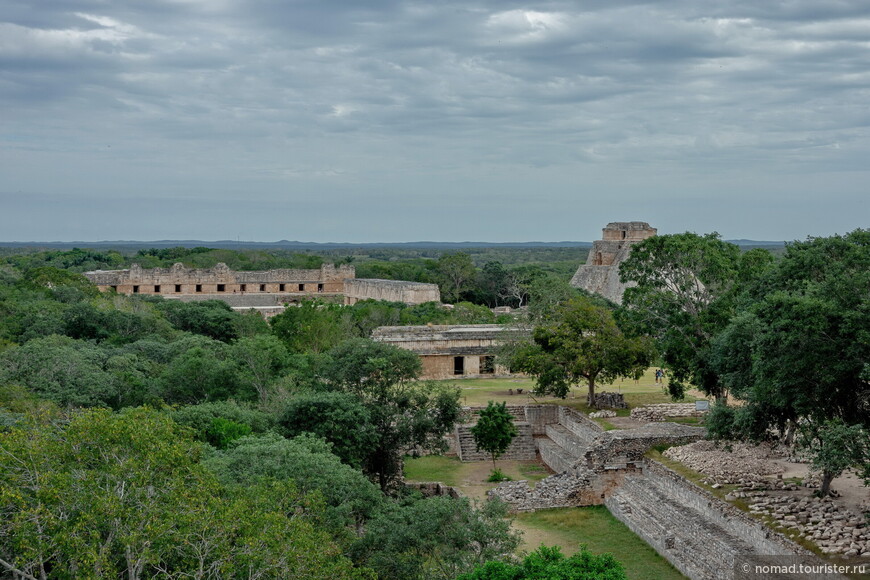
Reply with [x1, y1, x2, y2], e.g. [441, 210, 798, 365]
[524, 405, 560, 435]
[605, 460, 831, 580]
[455, 422, 536, 461]
[344, 278, 440, 305]
[488, 468, 637, 512]
[582, 423, 706, 470]
[631, 403, 707, 422]
[558, 406, 604, 446]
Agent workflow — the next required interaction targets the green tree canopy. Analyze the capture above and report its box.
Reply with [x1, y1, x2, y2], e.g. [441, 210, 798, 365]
[456, 545, 627, 580]
[323, 339, 461, 491]
[350, 496, 521, 580]
[619, 232, 773, 399]
[512, 297, 654, 402]
[707, 230, 870, 494]
[471, 401, 519, 469]
[0, 407, 368, 579]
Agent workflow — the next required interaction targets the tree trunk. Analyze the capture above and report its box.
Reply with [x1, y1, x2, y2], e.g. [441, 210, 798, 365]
[587, 378, 596, 407]
[820, 470, 834, 497]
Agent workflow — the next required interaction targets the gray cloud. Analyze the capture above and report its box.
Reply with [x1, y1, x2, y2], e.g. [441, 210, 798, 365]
[0, 0, 867, 242]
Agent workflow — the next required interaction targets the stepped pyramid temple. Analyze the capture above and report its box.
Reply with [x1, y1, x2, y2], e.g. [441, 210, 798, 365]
[84, 263, 440, 316]
[570, 221, 656, 304]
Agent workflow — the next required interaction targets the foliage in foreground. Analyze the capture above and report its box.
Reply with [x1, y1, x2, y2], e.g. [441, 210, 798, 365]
[351, 496, 522, 580]
[456, 545, 627, 580]
[0, 407, 370, 580]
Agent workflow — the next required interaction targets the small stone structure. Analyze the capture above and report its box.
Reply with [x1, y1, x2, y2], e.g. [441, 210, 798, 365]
[588, 391, 627, 409]
[631, 403, 708, 422]
[570, 221, 656, 304]
[371, 324, 529, 380]
[344, 278, 440, 305]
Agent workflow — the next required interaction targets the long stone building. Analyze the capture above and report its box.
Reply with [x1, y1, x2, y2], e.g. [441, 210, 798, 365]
[84, 263, 440, 314]
[371, 324, 528, 380]
[570, 221, 656, 304]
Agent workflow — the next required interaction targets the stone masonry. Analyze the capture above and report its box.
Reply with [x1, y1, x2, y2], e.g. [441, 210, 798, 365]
[630, 403, 707, 422]
[570, 221, 656, 304]
[474, 404, 830, 579]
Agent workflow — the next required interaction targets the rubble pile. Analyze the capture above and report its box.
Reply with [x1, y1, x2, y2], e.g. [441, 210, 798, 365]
[748, 495, 870, 557]
[663, 440, 785, 484]
[589, 410, 616, 418]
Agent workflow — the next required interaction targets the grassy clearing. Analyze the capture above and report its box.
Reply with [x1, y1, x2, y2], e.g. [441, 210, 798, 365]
[404, 458, 685, 578]
[403, 455, 464, 487]
[403, 456, 552, 498]
[446, 368, 705, 411]
[514, 507, 686, 580]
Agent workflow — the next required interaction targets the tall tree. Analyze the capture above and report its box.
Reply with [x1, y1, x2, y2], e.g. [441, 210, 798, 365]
[436, 252, 477, 303]
[708, 230, 870, 494]
[0, 407, 368, 579]
[619, 232, 773, 399]
[512, 297, 654, 403]
[471, 401, 518, 470]
[270, 299, 347, 354]
[324, 339, 461, 492]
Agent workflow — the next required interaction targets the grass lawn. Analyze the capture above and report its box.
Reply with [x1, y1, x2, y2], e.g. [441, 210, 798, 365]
[405, 457, 685, 579]
[514, 507, 686, 580]
[445, 368, 705, 412]
[404, 455, 551, 497]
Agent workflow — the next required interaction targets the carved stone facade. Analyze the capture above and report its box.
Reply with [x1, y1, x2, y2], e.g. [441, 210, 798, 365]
[84, 263, 353, 297]
[570, 221, 657, 304]
[370, 324, 528, 380]
[84, 263, 440, 313]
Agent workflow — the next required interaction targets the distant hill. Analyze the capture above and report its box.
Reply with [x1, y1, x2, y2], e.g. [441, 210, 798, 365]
[0, 239, 786, 251]
[0, 240, 593, 250]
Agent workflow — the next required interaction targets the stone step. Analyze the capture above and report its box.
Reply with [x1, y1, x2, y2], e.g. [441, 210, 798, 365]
[606, 474, 758, 580]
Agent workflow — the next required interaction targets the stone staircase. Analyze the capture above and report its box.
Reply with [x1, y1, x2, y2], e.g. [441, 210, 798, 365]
[455, 422, 536, 461]
[606, 473, 758, 580]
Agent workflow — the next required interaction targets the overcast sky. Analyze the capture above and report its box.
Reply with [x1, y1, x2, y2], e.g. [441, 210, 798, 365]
[1, 1, 868, 243]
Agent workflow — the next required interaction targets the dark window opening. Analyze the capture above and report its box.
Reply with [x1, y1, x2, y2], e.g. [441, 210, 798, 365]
[196, 284, 202, 293]
[594, 252, 603, 266]
[317, 283, 324, 292]
[260, 284, 266, 292]
[110, 285, 117, 292]
[175, 284, 182, 293]
[132, 285, 139, 293]
[298, 283, 305, 291]
[480, 356, 495, 375]
[453, 356, 465, 376]
[279, 284, 286, 292]
[240, 284, 246, 292]
[217, 284, 226, 292]
[154, 285, 161, 293]
[622, 231, 626, 239]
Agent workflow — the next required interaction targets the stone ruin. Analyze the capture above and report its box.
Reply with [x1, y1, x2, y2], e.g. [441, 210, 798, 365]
[570, 221, 656, 304]
[456, 404, 840, 580]
[630, 402, 707, 422]
[588, 391, 627, 409]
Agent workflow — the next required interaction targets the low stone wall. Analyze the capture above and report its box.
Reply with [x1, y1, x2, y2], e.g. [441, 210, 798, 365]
[631, 403, 707, 422]
[455, 422, 536, 461]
